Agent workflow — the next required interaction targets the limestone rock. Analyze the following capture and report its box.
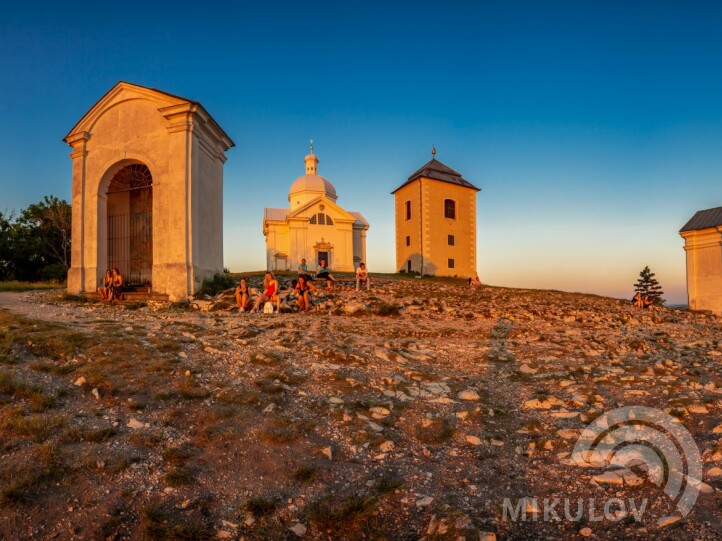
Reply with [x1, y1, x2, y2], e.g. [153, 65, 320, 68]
[656, 515, 681, 527]
[127, 418, 144, 429]
[289, 523, 307, 537]
[458, 389, 480, 401]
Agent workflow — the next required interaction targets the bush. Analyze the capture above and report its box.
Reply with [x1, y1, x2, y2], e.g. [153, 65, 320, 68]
[197, 273, 236, 297]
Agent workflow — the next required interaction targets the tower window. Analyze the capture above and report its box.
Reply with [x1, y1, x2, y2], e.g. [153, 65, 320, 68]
[406, 235, 410, 247]
[405, 201, 411, 220]
[444, 199, 456, 219]
[448, 235, 454, 246]
[448, 258, 455, 269]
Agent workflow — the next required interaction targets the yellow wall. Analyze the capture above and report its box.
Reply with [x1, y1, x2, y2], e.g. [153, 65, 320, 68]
[394, 177, 477, 277]
[394, 182, 423, 273]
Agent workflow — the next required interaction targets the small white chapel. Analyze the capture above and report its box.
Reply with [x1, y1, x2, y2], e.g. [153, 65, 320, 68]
[263, 146, 369, 272]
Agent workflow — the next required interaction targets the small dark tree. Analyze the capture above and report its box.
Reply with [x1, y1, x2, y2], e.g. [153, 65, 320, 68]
[634, 266, 665, 306]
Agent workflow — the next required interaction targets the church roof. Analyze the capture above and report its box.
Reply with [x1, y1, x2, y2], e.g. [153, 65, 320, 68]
[680, 206, 722, 232]
[264, 208, 289, 222]
[392, 158, 480, 194]
[349, 211, 369, 227]
[289, 174, 337, 201]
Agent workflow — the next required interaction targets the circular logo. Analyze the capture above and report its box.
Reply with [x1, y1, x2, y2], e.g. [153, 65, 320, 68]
[571, 406, 703, 517]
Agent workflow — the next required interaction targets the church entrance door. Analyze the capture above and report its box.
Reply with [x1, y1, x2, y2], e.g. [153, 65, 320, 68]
[317, 251, 329, 269]
[106, 164, 153, 288]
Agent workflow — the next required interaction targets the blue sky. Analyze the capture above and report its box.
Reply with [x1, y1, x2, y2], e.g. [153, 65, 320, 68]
[2, 1, 722, 303]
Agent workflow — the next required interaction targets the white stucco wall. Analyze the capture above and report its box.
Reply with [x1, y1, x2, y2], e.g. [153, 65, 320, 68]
[682, 227, 722, 315]
[65, 82, 233, 300]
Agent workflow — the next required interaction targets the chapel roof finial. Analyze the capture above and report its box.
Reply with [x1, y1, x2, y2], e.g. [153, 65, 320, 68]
[310, 138, 314, 154]
[431, 145, 436, 158]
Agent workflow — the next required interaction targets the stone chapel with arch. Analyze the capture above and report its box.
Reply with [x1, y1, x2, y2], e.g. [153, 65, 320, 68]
[64, 81, 234, 300]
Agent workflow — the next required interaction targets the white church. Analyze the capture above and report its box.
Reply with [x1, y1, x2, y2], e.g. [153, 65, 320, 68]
[263, 147, 369, 272]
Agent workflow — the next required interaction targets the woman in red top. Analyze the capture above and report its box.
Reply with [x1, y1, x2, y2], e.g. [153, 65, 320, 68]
[252, 272, 278, 312]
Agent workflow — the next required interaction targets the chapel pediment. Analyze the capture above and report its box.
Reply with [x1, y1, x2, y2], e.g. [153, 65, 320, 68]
[64, 81, 233, 150]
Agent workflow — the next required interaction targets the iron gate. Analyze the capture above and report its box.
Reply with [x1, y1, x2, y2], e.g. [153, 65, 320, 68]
[106, 164, 153, 288]
[107, 207, 152, 287]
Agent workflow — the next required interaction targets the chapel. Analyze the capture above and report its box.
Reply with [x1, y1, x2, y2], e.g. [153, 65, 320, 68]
[263, 147, 369, 272]
[64, 81, 233, 300]
[680, 206, 722, 314]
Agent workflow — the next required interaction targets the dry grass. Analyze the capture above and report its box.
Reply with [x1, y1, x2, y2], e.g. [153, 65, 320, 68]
[415, 418, 455, 444]
[307, 492, 379, 530]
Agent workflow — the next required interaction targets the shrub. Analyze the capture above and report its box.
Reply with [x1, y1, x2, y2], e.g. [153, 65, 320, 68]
[197, 273, 236, 297]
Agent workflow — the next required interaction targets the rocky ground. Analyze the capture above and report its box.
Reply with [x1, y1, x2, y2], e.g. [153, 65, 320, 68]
[0, 275, 721, 540]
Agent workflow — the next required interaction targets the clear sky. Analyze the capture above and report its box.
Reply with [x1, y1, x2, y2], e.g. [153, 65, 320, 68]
[2, 1, 722, 304]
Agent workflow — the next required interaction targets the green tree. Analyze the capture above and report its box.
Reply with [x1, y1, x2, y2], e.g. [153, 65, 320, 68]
[0, 196, 71, 282]
[0, 211, 15, 280]
[634, 266, 665, 306]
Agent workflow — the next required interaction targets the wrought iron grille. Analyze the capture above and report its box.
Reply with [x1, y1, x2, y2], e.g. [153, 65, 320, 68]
[106, 164, 153, 288]
[107, 210, 152, 287]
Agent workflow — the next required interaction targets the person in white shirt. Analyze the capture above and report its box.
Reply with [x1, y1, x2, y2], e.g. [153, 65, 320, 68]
[356, 262, 370, 291]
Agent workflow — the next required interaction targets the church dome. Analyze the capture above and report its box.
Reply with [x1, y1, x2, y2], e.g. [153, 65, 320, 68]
[289, 174, 337, 200]
[288, 149, 338, 202]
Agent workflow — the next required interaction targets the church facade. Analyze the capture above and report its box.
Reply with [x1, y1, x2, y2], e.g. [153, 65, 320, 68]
[680, 206, 722, 315]
[263, 149, 369, 272]
[393, 152, 480, 278]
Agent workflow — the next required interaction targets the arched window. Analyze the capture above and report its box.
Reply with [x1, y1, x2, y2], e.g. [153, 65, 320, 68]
[310, 213, 333, 225]
[444, 199, 456, 219]
[405, 201, 411, 220]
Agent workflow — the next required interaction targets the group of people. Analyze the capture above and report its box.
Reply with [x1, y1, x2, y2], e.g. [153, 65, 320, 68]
[235, 259, 371, 314]
[97, 268, 124, 301]
[632, 291, 654, 309]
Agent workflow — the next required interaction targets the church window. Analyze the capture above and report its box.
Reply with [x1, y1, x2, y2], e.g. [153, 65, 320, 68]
[310, 213, 333, 226]
[444, 199, 456, 219]
[405, 201, 411, 220]
[406, 235, 410, 246]
[448, 258, 455, 269]
[448, 235, 455, 246]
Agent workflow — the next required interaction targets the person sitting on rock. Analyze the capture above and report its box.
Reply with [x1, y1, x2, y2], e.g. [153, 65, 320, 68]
[316, 259, 337, 291]
[235, 277, 252, 312]
[293, 275, 317, 312]
[107, 268, 124, 301]
[297, 258, 313, 282]
[252, 272, 279, 313]
[632, 292, 654, 309]
[468, 275, 482, 287]
[356, 262, 370, 291]
[98, 269, 112, 300]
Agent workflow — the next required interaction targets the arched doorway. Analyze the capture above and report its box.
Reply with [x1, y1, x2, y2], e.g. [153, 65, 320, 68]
[106, 164, 153, 288]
